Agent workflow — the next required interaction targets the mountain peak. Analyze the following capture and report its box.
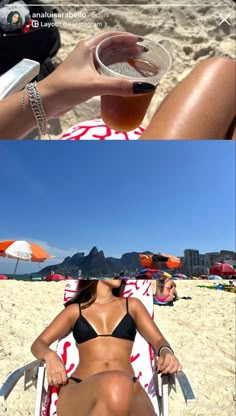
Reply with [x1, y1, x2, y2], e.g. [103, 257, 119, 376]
[37, 248, 147, 277]
[89, 246, 99, 256]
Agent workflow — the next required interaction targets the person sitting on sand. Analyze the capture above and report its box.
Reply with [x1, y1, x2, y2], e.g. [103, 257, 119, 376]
[31, 278, 181, 416]
[0, 30, 235, 140]
[154, 274, 179, 303]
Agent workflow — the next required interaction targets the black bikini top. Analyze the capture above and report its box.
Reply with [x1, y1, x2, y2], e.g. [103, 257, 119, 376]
[72, 298, 137, 344]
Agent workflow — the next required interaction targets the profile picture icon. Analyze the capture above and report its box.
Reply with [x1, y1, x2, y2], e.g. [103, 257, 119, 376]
[7, 11, 23, 28]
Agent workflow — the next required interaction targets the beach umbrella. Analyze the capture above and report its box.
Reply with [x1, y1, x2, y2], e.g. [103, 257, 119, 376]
[0, 240, 53, 277]
[208, 275, 223, 280]
[45, 273, 65, 281]
[0, 274, 8, 280]
[173, 273, 188, 279]
[158, 253, 181, 269]
[139, 253, 180, 269]
[209, 263, 236, 276]
[138, 268, 159, 278]
[162, 272, 172, 279]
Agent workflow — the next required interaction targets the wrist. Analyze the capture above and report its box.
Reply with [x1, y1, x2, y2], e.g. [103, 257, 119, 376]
[43, 349, 57, 361]
[38, 75, 54, 120]
[157, 345, 174, 357]
[37, 77, 60, 120]
[25, 82, 49, 137]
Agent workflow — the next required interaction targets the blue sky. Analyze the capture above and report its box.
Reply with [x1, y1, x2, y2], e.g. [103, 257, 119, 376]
[0, 141, 235, 274]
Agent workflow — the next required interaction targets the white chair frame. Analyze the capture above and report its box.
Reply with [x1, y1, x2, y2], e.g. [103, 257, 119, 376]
[0, 359, 195, 416]
[0, 58, 40, 100]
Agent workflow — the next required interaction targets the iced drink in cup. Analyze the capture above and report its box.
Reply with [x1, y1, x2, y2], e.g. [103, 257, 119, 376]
[95, 34, 172, 132]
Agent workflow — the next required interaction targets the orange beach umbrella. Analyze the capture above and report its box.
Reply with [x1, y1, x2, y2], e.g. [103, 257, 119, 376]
[0, 240, 54, 277]
[158, 253, 181, 269]
[139, 253, 180, 269]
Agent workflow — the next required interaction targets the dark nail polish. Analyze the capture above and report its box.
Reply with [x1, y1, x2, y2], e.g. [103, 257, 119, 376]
[133, 82, 155, 94]
[143, 47, 149, 52]
[137, 36, 144, 42]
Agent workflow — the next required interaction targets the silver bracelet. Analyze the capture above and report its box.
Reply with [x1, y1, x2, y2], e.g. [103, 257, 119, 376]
[157, 345, 174, 357]
[23, 81, 51, 139]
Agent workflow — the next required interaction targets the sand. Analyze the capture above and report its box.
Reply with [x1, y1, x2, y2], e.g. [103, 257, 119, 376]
[0, 279, 235, 416]
[27, 0, 236, 139]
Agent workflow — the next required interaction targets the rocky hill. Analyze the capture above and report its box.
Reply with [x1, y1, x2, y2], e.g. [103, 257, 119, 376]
[38, 247, 152, 277]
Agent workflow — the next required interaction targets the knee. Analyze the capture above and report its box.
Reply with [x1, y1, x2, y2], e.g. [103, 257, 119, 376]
[98, 371, 134, 409]
[196, 56, 235, 74]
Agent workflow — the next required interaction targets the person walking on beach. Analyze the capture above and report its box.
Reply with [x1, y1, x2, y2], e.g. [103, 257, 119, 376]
[31, 278, 181, 416]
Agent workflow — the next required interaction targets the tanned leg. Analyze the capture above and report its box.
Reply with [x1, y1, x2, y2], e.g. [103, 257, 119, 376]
[140, 57, 236, 140]
[57, 371, 134, 416]
[130, 381, 157, 416]
[89, 372, 134, 416]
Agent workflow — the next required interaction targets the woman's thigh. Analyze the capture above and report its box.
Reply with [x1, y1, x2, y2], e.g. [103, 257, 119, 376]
[57, 379, 96, 416]
[57, 370, 135, 416]
[130, 381, 157, 416]
[141, 57, 236, 140]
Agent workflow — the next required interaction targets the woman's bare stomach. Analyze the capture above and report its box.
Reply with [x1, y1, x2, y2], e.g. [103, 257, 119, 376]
[70, 339, 135, 380]
[71, 360, 135, 380]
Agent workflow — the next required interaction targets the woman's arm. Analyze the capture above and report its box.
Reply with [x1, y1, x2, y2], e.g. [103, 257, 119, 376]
[131, 297, 170, 352]
[166, 280, 179, 299]
[31, 304, 78, 386]
[31, 304, 77, 358]
[165, 279, 178, 298]
[131, 297, 182, 374]
[0, 31, 153, 139]
[0, 83, 52, 140]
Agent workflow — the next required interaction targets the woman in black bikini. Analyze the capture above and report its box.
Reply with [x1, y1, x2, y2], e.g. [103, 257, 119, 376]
[31, 278, 181, 416]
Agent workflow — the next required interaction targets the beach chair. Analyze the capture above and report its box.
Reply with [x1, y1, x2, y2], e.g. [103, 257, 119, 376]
[0, 279, 195, 416]
[0, 58, 40, 100]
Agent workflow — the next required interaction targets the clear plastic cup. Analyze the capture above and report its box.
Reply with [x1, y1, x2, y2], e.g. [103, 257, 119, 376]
[95, 34, 172, 132]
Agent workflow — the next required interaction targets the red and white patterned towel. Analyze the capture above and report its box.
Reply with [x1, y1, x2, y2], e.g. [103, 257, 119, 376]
[41, 279, 159, 416]
[60, 119, 145, 140]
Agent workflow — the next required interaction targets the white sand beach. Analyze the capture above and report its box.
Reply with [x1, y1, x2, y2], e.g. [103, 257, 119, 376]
[0, 280, 235, 415]
[34, 0, 236, 139]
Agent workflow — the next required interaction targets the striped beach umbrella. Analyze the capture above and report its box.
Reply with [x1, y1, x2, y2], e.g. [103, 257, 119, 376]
[0, 240, 53, 277]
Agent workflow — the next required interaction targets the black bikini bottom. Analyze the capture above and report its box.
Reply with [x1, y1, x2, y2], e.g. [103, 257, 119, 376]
[69, 376, 137, 383]
[69, 376, 83, 383]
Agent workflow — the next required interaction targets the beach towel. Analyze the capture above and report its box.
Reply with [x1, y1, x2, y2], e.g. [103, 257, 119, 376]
[153, 296, 192, 306]
[60, 118, 145, 140]
[153, 297, 174, 306]
[41, 279, 159, 416]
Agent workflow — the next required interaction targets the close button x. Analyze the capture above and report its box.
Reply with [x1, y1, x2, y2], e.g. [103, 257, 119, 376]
[216, 14, 231, 26]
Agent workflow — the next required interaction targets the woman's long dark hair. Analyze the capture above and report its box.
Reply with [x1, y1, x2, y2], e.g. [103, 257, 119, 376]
[65, 279, 126, 309]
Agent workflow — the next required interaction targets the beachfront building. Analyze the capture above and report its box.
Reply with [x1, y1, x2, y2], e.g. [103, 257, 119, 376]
[204, 251, 236, 268]
[199, 254, 205, 267]
[219, 250, 236, 265]
[184, 249, 200, 275]
[204, 252, 221, 268]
